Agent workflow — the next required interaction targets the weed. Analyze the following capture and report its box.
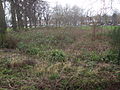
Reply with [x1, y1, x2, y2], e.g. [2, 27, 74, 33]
[50, 49, 66, 62]
[0, 27, 120, 89]
[49, 73, 60, 80]
[75, 58, 82, 63]
[82, 51, 101, 61]
[102, 50, 119, 64]
[26, 47, 40, 55]
[17, 42, 28, 50]
[2, 68, 13, 75]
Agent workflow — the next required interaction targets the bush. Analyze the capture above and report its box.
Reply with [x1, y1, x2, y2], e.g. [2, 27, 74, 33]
[17, 42, 28, 51]
[49, 73, 60, 80]
[18, 42, 40, 55]
[103, 50, 119, 64]
[0, 58, 10, 68]
[109, 26, 120, 65]
[82, 51, 101, 61]
[90, 52, 101, 61]
[109, 27, 120, 48]
[26, 47, 40, 55]
[50, 49, 66, 62]
[1, 35, 19, 49]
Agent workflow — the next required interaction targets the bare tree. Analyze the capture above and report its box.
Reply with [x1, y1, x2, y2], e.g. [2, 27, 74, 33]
[52, 4, 63, 27]
[71, 5, 81, 26]
[43, 3, 51, 26]
[112, 12, 118, 25]
[0, 0, 7, 46]
[10, 0, 17, 31]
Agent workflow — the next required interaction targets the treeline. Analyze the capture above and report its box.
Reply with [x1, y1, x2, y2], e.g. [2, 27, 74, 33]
[5, 0, 85, 29]
[5, 0, 50, 30]
[2, 0, 120, 31]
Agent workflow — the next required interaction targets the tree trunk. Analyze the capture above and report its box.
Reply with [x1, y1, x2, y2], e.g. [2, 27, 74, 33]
[10, 0, 17, 31]
[39, 17, 42, 26]
[24, 13, 28, 29]
[29, 17, 32, 28]
[15, 2, 24, 30]
[0, 0, 7, 46]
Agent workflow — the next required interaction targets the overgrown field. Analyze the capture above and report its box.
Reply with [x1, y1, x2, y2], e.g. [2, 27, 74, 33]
[0, 27, 120, 90]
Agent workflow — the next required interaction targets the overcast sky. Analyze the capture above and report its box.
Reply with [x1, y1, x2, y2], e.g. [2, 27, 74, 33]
[46, 0, 120, 15]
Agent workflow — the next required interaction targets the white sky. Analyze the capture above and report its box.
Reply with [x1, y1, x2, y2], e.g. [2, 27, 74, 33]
[46, 0, 120, 15]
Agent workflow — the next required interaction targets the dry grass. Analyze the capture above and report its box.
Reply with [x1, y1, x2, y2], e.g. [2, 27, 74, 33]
[0, 27, 120, 89]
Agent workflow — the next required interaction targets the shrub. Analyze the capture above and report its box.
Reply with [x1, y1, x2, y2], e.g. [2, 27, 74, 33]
[26, 47, 40, 55]
[90, 52, 101, 61]
[1, 35, 19, 49]
[109, 27, 120, 48]
[109, 26, 120, 65]
[50, 49, 66, 62]
[17, 42, 28, 51]
[18, 42, 40, 55]
[82, 51, 101, 61]
[2, 68, 13, 75]
[102, 50, 119, 64]
[0, 58, 11, 68]
[49, 73, 60, 80]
